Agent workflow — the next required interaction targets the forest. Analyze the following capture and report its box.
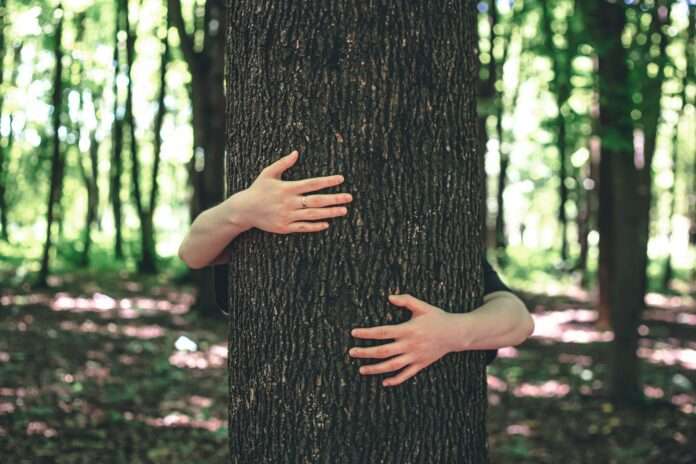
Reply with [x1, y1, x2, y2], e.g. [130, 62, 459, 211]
[0, 0, 695, 462]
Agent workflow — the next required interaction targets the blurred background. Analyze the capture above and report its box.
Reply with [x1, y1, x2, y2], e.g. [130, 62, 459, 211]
[0, 0, 695, 462]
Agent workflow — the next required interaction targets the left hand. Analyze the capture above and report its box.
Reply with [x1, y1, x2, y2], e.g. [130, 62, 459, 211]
[349, 293, 458, 387]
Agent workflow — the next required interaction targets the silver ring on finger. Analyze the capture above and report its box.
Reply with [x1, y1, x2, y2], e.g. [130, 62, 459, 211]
[301, 196, 308, 208]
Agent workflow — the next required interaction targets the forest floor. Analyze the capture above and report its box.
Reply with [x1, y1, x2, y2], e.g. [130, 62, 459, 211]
[0, 270, 695, 463]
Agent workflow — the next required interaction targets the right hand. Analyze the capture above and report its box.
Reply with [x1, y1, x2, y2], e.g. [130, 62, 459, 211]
[235, 149, 353, 234]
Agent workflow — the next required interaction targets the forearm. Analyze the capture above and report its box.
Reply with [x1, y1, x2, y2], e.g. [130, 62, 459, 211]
[446, 291, 534, 353]
[178, 190, 251, 269]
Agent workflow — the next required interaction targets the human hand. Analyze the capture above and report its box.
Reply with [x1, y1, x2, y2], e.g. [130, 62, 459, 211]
[349, 294, 459, 387]
[234, 150, 353, 234]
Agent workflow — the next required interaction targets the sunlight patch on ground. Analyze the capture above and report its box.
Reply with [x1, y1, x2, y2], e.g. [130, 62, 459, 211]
[531, 309, 614, 344]
[644, 308, 696, 326]
[637, 344, 696, 370]
[497, 346, 519, 358]
[140, 412, 224, 431]
[58, 319, 166, 339]
[487, 374, 508, 392]
[671, 394, 695, 414]
[506, 423, 533, 436]
[645, 293, 696, 311]
[557, 353, 593, 366]
[169, 343, 227, 369]
[49, 292, 191, 316]
[0, 387, 40, 398]
[25, 421, 57, 437]
[512, 380, 571, 398]
[0, 293, 51, 306]
[0, 402, 15, 414]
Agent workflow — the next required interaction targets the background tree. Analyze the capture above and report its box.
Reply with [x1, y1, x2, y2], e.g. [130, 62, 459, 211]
[111, 0, 126, 260]
[37, 3, 65, 286]
[168, 0, 226, 316]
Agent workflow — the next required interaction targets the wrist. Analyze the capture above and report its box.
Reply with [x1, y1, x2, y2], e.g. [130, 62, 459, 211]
[223, 190, 253, 232]
[445, 312, 476, 353]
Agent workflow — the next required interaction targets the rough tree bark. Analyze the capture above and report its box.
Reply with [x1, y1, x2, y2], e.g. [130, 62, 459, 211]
[225, 1, 489, 462]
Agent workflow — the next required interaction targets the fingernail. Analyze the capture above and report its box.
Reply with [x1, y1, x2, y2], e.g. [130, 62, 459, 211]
[341, 208, 347, 214]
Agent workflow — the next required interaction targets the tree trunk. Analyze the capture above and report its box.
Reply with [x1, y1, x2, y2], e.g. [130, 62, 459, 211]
[585, 1, 645, 405]
[638, 3, 670, 295]
[78, 125, 100, 267]
[225, 2, 488, 461]
[124, 0, 157, 274]
[111, 0, 125, 260]
[169, 0, 227, 317]
[684, 7, 695, 275]
[541, 0, 577, 266]
[477, 1, 495, 248]
[142, 10, 170, 275]
[492, 2, 511, 256]
[38, 3, 65, 286]
[0, 0, 8, 242]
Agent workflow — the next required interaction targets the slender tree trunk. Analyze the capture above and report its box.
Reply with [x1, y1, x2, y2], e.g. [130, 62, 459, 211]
[589, 49, 611, 329]
[493, 2, 511, 256]
[685, 7, 695, 278]
[226, 2, 488, 461]
[142, 10, 170, 275]
[0, 0, 8, 242]
[541, 0, 576, 265]
[477, 1, 496, 248]
[662, 117, 680, 289]
[124, 0, 157, 274]
[638, 3, 670, 295]
[111, 0, 125, 260]
[78, 125, 100, 267]
[169, 0, 227, 317]
[38, 3, 65, 286]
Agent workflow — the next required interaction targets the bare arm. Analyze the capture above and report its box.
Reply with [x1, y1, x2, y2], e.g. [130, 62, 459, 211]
[447, 290, 534, 352]
[177, 150, 354, 269]
[177, 192, 251, 269]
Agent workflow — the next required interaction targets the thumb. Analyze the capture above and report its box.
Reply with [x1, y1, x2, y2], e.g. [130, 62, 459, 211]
[388, 293, 429, 316]
[261, 150, 299, 179]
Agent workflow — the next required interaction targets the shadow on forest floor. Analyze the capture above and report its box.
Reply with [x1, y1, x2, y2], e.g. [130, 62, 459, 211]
[0, 270, 695, 463]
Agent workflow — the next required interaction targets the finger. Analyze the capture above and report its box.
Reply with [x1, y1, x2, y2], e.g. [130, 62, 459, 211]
[359, 354, 412, 376]
[261, 150, 299, 179]
[289, 206, 348, 222]
[285, 221, 330, 233]
[301, 193, 353, 208]
[349, 341, 405, 359]
[285, 174, 344, 194]
[388, 293, 430, 316]
[383, 363, 423, 387]
[351, 325, 401, 340]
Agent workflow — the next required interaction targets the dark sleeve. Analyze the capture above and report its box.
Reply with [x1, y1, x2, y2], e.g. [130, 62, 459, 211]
[482, 257, 513, 366]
